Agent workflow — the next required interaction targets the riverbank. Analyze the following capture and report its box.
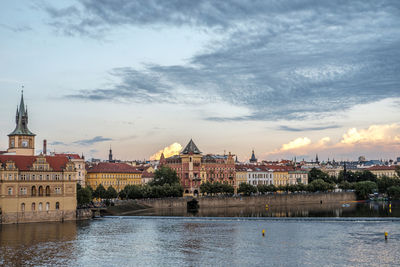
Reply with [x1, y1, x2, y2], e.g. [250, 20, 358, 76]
[106, 192, 357, 215]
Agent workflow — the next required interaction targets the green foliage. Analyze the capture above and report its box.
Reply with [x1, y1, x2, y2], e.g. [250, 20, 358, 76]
[200, 182, 234, 196]
[354, 181, 377, 199]
[106, 186, 118, 199]
[387, 186, 400, 200]
[238, 183, 257, 196]
[396, 166, 400, 178]
[338, 181, 354, 190]
[77, 184, 92, 206]
[308, 168, 335, 183]
[307, 179, 335, 192]
[257, 184, 277, 194]
[377, 176, 400, 193]
[150, 166, 180, 186]
[338, 170, 377, 183]
[93, 184, 107, 199]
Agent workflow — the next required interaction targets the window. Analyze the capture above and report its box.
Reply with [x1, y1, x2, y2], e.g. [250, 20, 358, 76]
[21, 203, 25, 212]
[32, 202, 36, 211]
[39, 202, 43, 211]
[8, 187, 13, 195]
[38, 186, 44, 196]
[20, 187, 27, 195]
[46, 186, 50, 196]
[55, 202, 60, 210]
[31, 186, 37, 196]
[22, 140, 28, 147]
[46, 202, 50, 211]
[55, 187, 61, 194]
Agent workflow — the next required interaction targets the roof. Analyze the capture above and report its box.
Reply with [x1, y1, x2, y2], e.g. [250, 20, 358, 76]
[368, 165, 397, 171]
[8, 93, 35, 136]
[181, 139, 201, 154]
[54, 153, 82, 160]
[142, 171, 155, 178]
[0, 155, 70, 171]
[87, 162, 142, 174]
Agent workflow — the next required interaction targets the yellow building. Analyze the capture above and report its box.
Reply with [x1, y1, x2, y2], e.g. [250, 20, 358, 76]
[367, 166, 398, 178]
[272, 167, 290, 186]
[86, 162, 142, 191]
[0, 93, 77, 224]
[235, 166, 247, 186]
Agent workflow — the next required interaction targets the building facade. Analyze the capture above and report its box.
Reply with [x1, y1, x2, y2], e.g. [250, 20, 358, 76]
[0, 94, 77, 224]
[54, 154, 86, 186]
[0, 155, 77, 224]
[86, 162, 142, 191]
[164, 139, 236, 196]
[246, 165, 273, 186]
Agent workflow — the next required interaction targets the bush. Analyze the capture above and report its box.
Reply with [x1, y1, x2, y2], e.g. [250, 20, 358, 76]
[387, 186, 400, 200]
[354, 181, 377, 200]
[238, 183, 257, 196]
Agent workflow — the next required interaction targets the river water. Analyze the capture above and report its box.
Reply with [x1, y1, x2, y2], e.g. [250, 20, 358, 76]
[1, 203, 399, 266]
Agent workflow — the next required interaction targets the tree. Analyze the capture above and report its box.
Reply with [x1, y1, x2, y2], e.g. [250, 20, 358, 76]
[377, 175, 400, 193]
[356, 170, 377, 183]
[238, 183, 257, 196]
[396, 166, 400, 178]
[93, 184, 107, 199]
[77, 184, 92, 206]
[387, 186, 400, 200]
[307, 179, 334, 192]
[338, 181, 354, 191]
[308, 168, 334, 183]
[200, 182, 212, 195]
[150, 166, 180, 186]
[106, 186, 118, 199]
[354, 181, 377, 200]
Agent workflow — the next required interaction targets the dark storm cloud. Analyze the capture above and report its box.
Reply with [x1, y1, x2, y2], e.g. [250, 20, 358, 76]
[49, 0, 400, 121]
[278, 125, 341, 132]
[73, 136, 112, 146]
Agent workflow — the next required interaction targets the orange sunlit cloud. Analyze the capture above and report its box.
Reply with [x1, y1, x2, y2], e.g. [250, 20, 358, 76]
[265, 123, 400, 159]
[150, 142, 182, 160]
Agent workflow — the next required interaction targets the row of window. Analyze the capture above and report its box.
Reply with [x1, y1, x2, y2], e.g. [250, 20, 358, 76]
[20, 202, 60, 212]
[7, 186, 62, 196]
[90, 180, 141, 186]
[1, 174, 72, 181]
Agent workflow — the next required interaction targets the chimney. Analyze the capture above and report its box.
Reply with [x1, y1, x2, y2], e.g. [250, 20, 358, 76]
[43, 139, 47, 155]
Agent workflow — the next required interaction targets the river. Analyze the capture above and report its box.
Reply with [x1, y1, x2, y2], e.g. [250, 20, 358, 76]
[1, 202, 399, 266]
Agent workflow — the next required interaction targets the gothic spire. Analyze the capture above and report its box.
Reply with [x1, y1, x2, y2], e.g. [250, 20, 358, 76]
[8, 91, 35, 136]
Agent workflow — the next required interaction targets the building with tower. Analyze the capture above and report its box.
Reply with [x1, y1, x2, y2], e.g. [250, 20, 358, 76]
[163, 139, 236, 196]
[0, 93, 77, 224]
[7, 93, 36, 156]
[249, 150, 257, 164]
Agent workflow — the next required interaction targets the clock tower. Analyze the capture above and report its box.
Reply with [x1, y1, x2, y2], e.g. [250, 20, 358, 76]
[7, 92, 36, 156]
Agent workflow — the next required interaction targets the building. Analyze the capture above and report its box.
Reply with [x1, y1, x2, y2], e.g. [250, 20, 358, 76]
[164, 139, 236, 196]
[54, 153, 86, 186]
[288, 169, 308, 185]
[0, 93, 77, 224]
[235, 165, 248, 188]
[7, 93, 35, 156]
[86, 162, 142, 191]
[249, 150, 257, 164]
[270, 166, 290, 186]
[367, 166, 398, 178]
[141, 166, 155, 184]
[246, 165, 273, 186]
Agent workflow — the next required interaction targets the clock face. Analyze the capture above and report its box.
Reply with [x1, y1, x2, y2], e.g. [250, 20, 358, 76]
[22, 140, 28, 147]
[11, 140, 15, 147]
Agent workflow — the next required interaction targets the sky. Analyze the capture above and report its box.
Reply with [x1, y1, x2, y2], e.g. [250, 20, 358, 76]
[0, 0, 399, 162]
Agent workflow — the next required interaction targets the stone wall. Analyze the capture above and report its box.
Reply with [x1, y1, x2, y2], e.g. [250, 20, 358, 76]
[76, 208, 93, 220]
[136, 192, 357, 210]
[1, 210, 76, 224]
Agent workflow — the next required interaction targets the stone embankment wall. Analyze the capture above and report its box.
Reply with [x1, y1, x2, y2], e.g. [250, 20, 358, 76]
[76, 209, 93, 220]
[0, 210, 76, 224]
[136, 192, 357, 210]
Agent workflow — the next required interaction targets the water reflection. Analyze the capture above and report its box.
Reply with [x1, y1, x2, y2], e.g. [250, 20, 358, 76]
[0, 221, 77, 266]
[132, 202, 399, 218]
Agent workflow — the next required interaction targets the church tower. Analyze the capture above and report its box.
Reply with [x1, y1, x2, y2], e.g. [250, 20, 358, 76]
[7, 92, 36, 156]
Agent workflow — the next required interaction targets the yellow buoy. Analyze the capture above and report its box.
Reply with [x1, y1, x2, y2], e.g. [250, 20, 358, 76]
[262, 229, 265, 237]
[389, 204, 392, 208]
[385, 232, 388, 240]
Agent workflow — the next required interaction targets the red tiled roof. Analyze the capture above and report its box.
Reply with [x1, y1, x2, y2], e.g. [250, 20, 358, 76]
[54, 153, 82, 159]
[0, 155, 70, 171]
[368, 166, 397, 171]
[87, 162, 141, 174]
[142, 171, 154, 178]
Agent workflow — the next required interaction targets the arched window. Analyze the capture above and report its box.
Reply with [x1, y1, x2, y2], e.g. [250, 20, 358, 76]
[55, 202, 60, 210]
[38, 186, 44, 196]
[45, 186, 50, 196]
[46, 202, 50, 211]
[31, 202, 36, 211]
[31, 186, 37, 196]
[21, 203, 25, 212]
[8, 187, 13, 195]
[38, 202, 43, 211]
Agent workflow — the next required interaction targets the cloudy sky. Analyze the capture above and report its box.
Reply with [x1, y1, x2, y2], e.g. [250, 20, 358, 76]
[1, 0, 399, 161]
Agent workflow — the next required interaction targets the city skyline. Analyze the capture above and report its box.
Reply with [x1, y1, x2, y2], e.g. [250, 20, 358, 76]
[1, 1, 400, 161]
